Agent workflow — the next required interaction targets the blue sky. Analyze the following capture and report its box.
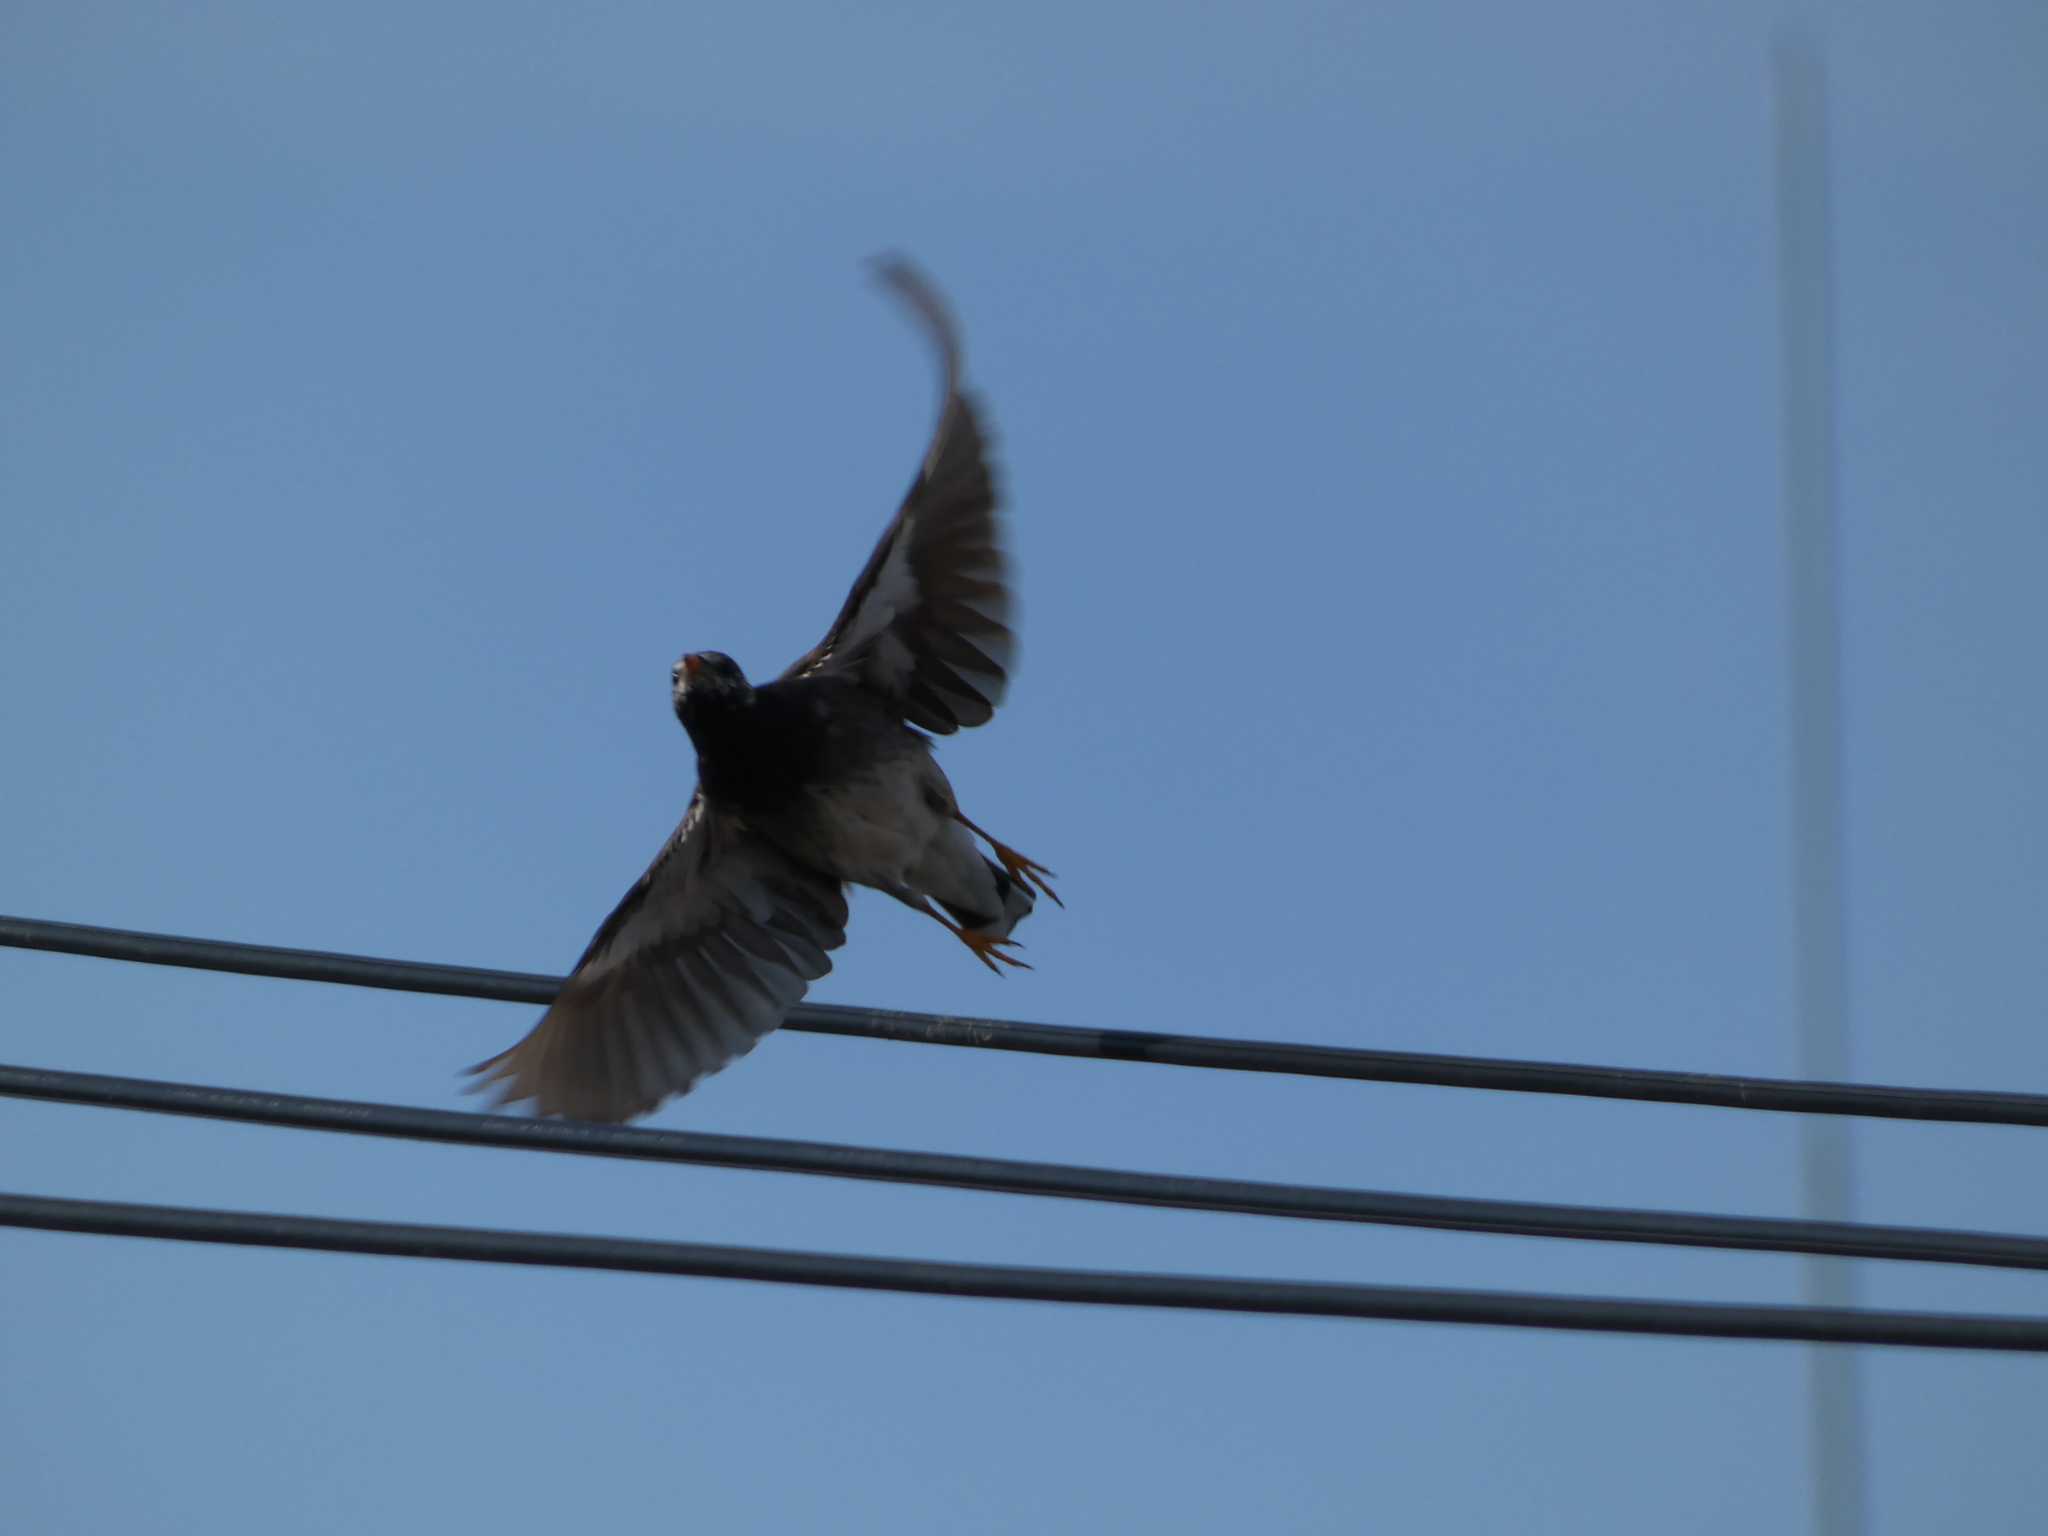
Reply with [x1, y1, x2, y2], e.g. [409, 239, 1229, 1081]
[3, 2, 2044, 1530]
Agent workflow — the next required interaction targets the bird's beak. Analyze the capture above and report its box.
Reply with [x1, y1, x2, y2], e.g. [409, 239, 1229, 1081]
[681, 654, 703, 681]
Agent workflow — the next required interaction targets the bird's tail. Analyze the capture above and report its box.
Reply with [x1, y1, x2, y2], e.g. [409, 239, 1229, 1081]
[938, 857, 1035, 941]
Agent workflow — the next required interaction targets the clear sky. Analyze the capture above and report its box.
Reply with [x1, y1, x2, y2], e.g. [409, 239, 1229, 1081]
[4, 3, 2044, 1531]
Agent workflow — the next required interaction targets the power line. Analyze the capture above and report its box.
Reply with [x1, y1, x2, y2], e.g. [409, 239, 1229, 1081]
[9, 1060, 2048, 1273]
[8, 912, 2048, 1126]
[7, 1190, 2044, 1350]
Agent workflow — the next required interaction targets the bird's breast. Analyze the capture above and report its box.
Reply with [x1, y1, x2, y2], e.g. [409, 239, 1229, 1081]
[693, 681, 930, 865]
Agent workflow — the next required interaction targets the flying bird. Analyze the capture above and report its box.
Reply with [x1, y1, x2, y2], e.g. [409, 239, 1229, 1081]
[468, 259, 1057, 1123]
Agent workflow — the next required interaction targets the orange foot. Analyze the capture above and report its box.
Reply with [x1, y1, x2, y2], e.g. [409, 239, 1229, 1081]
[957, 814, 1064, 908]
[951, 925, 1033, 975]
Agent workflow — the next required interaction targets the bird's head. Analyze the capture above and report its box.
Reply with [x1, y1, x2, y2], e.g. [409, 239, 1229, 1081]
[672, 651, 753, 728]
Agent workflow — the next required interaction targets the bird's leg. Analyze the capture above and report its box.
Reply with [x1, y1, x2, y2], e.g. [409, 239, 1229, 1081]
[909, 896, 1032, 975]
[954, 813, 1063, 908]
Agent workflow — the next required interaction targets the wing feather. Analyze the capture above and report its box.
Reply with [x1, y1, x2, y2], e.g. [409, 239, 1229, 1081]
[781, 258, 1016, 734]
[467, 794, 848, 1122]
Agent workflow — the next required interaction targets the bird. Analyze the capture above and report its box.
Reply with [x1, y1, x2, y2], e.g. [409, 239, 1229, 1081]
[467, 258, 1058, 1123]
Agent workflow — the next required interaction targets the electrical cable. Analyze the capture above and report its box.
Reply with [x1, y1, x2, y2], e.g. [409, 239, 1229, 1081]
[6, 1060, 2047, 1271]
[8, 913, 2048, 1126]
[6, 1190, 2044, 1349]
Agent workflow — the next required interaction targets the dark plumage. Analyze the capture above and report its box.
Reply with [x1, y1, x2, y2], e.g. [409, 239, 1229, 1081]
[468, 259, 1057, 1123]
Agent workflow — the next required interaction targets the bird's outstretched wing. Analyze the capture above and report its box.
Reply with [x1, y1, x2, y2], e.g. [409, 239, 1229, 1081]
[468, 794, 848, 1121]
[780, 257, 1014, 734]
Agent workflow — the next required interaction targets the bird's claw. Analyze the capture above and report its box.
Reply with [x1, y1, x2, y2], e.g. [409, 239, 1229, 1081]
[956, 928, 1032, 975]
[991, 841, 1063, 909]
